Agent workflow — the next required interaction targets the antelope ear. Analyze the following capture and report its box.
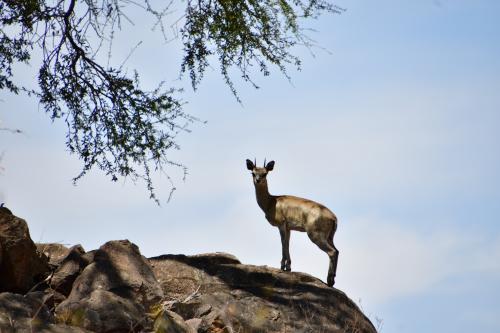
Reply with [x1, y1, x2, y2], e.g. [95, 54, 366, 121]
[246, 159, 255, 170]
[265, 160, 275, 171]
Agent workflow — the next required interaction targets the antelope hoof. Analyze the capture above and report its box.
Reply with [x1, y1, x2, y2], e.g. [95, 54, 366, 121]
[281, 260, 291, 271]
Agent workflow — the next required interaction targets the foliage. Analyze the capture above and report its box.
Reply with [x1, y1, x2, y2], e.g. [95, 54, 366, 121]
[182, 0, 342, 99]
[0, 0, 341, 202]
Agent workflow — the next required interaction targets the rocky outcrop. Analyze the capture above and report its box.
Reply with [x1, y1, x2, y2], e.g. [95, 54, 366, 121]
[149, 253, 377, 333]
[0, 208, 377, 333]
[0, 207, 49, 293]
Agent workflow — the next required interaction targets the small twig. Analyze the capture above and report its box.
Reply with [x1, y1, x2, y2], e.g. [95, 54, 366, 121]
[26, 271, 55, 294]
[119, 41, 143, 70]
[160, 285, 201, 310]
[0, 127, 23, 134]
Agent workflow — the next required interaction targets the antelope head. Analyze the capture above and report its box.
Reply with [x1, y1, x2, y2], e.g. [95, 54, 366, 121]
[246, 159, 275, 185]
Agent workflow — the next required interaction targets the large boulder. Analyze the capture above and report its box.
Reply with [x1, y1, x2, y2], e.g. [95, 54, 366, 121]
[56, 289, 146, 332]
[56, 240, 164, 332]
[149, 253, 378, 333]
[0, 207, 49, 293]
[49, 245, 90, 296]
[61, 240, 163, 308]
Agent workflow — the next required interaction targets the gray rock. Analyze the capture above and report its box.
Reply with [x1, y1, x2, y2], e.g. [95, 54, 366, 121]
[50, 245, 89, 296]
[0, 292, 53, 332]
[172, 302, 212, 320]
[26, 290, 67, 313]
[154, 310, 194, 333]
[61, 240, 163, 309]
[56, 289, 146, 332]
[81, 249, 96, 265]
[56, 240, 164, 332]
[0, 209, 49, 293]
[0, 293, 90, 333]
[37, 243, 72, 266]
[36, 324, 93, 332]
[185, 318, 202, 332]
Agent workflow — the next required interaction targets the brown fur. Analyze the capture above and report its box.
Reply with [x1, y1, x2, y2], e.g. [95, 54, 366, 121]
[246, 159, 339, 287]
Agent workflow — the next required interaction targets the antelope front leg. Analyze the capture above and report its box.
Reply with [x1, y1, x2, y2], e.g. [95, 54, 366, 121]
[279, 227, 291, 271]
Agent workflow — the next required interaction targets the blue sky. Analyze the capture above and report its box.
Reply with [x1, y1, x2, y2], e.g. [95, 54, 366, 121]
[1, 1, 500, 332]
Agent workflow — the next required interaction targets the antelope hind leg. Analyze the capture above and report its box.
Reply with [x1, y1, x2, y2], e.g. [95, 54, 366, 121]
[327, 246, 339, 287]
[307, 229, 338, 287]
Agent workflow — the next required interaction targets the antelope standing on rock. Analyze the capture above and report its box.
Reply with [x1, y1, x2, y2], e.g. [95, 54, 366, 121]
[246, 159, 339, 286]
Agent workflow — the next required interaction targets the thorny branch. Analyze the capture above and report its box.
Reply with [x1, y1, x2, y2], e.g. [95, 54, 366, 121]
[0, 0, 341, 202]
[1, 0, 190, 203]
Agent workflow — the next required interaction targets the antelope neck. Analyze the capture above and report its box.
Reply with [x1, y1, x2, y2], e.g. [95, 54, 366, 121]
[254, 180, 274, 211]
